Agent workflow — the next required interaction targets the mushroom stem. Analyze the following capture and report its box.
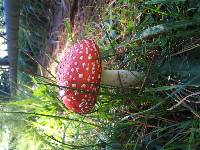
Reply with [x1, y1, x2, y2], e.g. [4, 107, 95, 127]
[101, 70, 144, 87]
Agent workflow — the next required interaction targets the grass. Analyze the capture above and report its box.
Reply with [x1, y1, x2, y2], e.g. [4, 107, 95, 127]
[1, 0, 200, 149]
[18, 0, 54, 84]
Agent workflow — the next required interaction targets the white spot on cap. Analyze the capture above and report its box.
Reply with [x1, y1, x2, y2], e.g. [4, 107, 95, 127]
[79, 74, 83, 78]
[59, 90, 65, 97]
[74, 90, 78, 95]
[79, 99, 87, 108]
[71, 68, 74, 72]
[81, 99, 87, 103]
[66, 98, 71, 102]
[66, 64, 70, 68]
[84, 40, 89, 46]
[86, 47, 89, 54]
[82, 63, 85, 68]
[89, 102, 93, 107]
[76, 68, 79, 72]
[81, 84, 86, 88]
[61, 96, 67, 101]
[80, 44, 83, 49]
[86, 67, 89, 71]
[92, 43, 97, 51]
[80, 56, 83, 60]
[74, 62, 78, 66]
[98, 74, 101, 79]
[73, 56, 76, 60]
[88, 54, 92, 60]
[79, 103, 83, 108]
[72, 84, 76, 88]
[81, 108, 85, 112]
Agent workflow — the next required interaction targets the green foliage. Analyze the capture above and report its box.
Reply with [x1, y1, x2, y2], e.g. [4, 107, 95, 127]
[18, 0, 54, 83]
[64, 19, 73, 43]
[1, 0, 200, 149]
[86, 0, 200, 149]
[0, 77, 112, 149]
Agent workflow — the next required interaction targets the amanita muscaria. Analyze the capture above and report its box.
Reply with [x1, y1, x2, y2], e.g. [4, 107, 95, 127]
[56, 39, 143, 114]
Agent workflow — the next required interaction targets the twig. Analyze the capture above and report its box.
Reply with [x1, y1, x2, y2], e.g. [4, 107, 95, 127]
[138, 51, 156, 95]
[168, 91, 200, 110]
[171, 43, 200, 56]
[23, 51, 56, 79]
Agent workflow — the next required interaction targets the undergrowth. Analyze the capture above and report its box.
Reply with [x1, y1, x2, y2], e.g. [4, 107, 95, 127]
[1, 0, 200, 149]
[18, 0, 54, 84]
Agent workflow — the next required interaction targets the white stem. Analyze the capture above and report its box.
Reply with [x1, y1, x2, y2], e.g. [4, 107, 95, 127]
[101, 70, 144, 87]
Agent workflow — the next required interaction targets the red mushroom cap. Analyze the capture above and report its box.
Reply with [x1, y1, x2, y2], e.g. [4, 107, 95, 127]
[56, 39, 101, 114]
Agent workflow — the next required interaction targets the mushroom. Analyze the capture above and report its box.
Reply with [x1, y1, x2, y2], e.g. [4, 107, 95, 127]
[56, 39, 143, 114]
